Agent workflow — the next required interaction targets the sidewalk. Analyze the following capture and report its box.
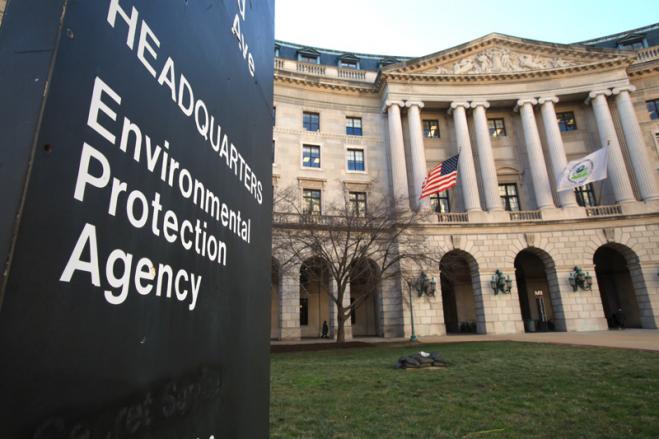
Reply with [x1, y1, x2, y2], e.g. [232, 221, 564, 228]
[271, 329, 659, 352]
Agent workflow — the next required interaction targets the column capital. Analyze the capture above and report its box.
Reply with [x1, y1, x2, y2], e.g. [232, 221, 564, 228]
[450, 101, 470, 110]
[538, 96, 559, 105]
[405, 100, 425, 109]
[586, 89, 612, 104]
[612, 85, 637, 95]
[514, 98, 537, 112]
[470, 100, 490, 109]
[383, 100, 405, 113]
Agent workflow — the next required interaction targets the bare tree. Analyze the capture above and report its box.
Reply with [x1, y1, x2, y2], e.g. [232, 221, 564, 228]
[272, 186, 438, 343]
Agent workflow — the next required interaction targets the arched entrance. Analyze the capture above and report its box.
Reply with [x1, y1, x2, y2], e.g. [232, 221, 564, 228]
[271, 259, 280, 339]
[300, 257, 331, 338]
[515, 249, 562, 332]
[349, 259, 379, 337]
[440, 250, 483, 334]
[594, 245, 642, 328]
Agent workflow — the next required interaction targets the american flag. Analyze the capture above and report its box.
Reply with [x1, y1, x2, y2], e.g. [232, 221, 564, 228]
[420, 153, 460, 199]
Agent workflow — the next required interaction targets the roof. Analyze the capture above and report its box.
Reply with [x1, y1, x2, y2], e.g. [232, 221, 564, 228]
[275, 22, 659, 71]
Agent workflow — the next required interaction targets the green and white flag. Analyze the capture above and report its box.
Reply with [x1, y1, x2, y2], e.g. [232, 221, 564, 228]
[557, 147, 608, 192]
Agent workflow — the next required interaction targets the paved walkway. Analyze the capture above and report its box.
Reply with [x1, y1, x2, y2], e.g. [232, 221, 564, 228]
[272, 329, 659, 352]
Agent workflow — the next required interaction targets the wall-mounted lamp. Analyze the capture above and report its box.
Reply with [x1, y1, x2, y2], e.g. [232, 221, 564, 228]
[490, 269, 512, 294]
[568, 266, 593, 291]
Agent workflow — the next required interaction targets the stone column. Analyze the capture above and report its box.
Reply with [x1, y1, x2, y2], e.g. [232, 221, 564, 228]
[516, 98, 555, 210]
[385, 101, 409, 206]
[538, 96, 578, 208]
[588, 89, 635, 204]
[280, 268, 301, 340]
[612, 85, 659, 202]
[471, 101, 503, 212]
[450, 102, 482, 212]
[406, 100, 429, 210]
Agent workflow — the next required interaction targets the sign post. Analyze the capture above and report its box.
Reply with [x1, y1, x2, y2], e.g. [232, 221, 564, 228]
[0, 0, 274, 437]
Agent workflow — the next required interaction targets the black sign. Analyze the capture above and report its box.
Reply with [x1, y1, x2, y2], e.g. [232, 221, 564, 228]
[0, 0, 273, 437]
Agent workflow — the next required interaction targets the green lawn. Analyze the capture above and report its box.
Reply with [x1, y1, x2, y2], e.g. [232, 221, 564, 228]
[270, 342, 659, 438]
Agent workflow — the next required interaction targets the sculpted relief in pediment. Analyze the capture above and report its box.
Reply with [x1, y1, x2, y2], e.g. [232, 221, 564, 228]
[433, 48, 578, 74]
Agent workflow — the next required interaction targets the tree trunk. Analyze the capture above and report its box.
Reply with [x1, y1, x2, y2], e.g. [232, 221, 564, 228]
[336, 304, 345, 344]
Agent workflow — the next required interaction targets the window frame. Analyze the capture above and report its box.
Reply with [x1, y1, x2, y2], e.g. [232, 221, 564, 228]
[488, 118, 507, 137]
[429, 191, 451, 213]
[303, 111, 320, 132]
[345, 146, 366, 173]
[302, 188, 322, 215]
[346, 116, 363, 136]
[339, 59, 359, 69]
[348, 191, 367, 217]
[298, 53, 319, 64]
[499, 183, 521, 211]
[301, 143, 322, 169]
[647, 99, 659, 120]
[422, 119, 440, 138]
[556, 111, 578, 132]
[574, 183, 597, 207]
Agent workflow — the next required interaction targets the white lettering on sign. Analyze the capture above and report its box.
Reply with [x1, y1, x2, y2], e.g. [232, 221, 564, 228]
[105, 0, 263, 204]
[59, 0, 265, 313]
[231, 0, 255, 77]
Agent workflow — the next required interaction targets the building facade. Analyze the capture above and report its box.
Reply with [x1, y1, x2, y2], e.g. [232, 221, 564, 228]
[271, 24, 659, 340]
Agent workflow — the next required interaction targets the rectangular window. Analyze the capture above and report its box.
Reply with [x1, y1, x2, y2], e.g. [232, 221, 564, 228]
[350, 297, 356, 324]
[346, 148, 365, 172]
[557, 111, 577, 132]
[349, 192, 367, 217]
[429, 191, 450, 213]
[488, 118, 506, 137]
[575, 183, 597, 207]
[272, 140, 275, 163]
[273, 106, 276, 126]
[499, 183, 520, 211]
[339, 60, 359, 69]
[299, 298, 309, 326]
[346, 117, 362, 136]
[303, 189, 321, 215]
[647, 99, 659, 120]
[298, 54, 318, 64]
[302, 144, 321, 168]
[423, 120, 440, 138]
[303, 111, 320, 131]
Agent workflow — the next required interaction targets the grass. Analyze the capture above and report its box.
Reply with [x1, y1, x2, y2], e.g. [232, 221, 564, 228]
[270, 341, 659, 438]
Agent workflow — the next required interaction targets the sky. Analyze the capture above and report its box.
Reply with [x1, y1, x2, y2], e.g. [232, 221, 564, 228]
[275, 0, 659, 57]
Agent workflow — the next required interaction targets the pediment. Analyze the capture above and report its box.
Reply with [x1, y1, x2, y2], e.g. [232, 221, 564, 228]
[382, 34, 634, 78]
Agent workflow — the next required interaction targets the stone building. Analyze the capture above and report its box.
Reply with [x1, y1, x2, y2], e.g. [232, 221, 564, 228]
[271, 24, 659, 340]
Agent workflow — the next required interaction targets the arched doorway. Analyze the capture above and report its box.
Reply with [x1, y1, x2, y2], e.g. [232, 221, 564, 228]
[440, 250, 483, 334]
[515, 249, 561, 332]
[300, 257, 331, 338]
[594, 245, 642, 328]
[349, 259, 379, 337]
[271, 259, 280, 340]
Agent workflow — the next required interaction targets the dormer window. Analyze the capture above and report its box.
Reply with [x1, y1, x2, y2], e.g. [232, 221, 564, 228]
[616, 33, 648, 50]
[297, 48, 320, 64]
[338, 54, 360, 70]
[274, 45, 280, 58]
[379, 57, 399, 68]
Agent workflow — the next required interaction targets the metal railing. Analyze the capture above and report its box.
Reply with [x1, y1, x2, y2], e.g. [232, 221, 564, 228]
[509, 210, 542, 221]
[585, 204, 623, 217]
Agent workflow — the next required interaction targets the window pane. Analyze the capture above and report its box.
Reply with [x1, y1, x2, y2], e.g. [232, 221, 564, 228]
[423, 120, 439, 138]
[303, 145, 320, 168]
[346, 117, 362, 136]
[303, 112, 319, 131]
[648, 100, 659, 120]
[347, 148, 365, 171]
